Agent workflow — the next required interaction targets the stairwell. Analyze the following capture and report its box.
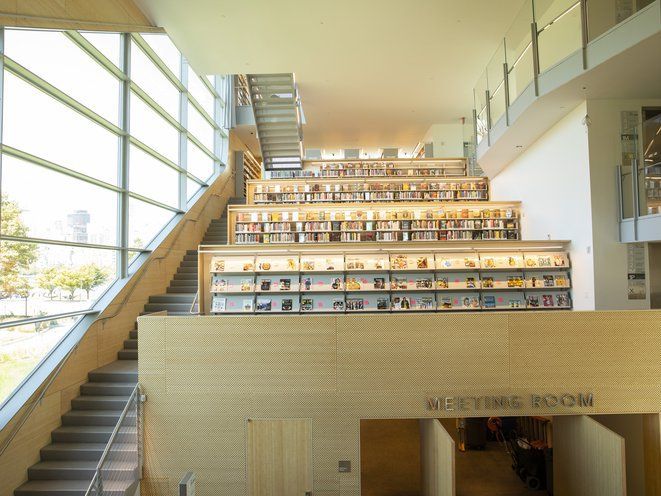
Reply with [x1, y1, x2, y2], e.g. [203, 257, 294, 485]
[13, 199, 241, 495]
[247, 73, 303, 170]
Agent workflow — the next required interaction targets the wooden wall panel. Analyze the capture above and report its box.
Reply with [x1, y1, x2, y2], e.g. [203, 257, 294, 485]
[246, 419, 312, 496]
[139, 310, 661, 496]
[643, 414, 661, 496]
[0, 0, 162, 31]
[420, 419, 455, 496]
[554, 415, 627, 496]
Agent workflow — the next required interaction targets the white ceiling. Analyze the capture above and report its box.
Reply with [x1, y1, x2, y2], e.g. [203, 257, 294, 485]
[137, 0, 526, 150]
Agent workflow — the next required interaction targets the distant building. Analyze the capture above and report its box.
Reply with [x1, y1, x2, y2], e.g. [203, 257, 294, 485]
[67, 210, 90, 243]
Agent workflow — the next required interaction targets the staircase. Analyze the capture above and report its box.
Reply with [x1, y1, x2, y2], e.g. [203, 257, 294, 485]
[13, 207, 233, 495]
[247, 73, 303, 170]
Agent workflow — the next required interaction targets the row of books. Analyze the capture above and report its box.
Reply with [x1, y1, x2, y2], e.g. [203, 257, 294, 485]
[255, 178, 488, 193]
[235, 219, 518, 233]
[254, 180, 487, 194]
[210, 292, 571, 313]
[210, 252, 570, 273]
[234, 208, 517, 223]
[253, 191, 488, 203]
[211, 273, 570, 292]
[234, 230, 520, 244]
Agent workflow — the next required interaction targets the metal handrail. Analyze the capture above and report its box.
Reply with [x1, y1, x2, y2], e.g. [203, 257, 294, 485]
[189, 291, 199, 315]
[0, 336, 84, 457]
[0, 171, 234, 459]
[85, 384, 141, 496]
[0, 309, 99, 330]
[97, 171, 234, 324]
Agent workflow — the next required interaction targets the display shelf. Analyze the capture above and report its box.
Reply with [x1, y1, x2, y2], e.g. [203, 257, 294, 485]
[247, 176, 488, 204]
[264, 158, 468, 179]
[199, 242, 572, 315]
[229, 202, 521, 245]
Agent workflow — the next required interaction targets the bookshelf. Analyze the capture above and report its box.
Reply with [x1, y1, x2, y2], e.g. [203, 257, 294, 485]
[246, 177, 489, 204]
[198, 241, 572, 315]
[264, 158, 467, 179]
[228, 202, 521, 245]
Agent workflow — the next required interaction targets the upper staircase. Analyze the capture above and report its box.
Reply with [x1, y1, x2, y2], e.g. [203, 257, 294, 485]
[246, 73, 303, 170]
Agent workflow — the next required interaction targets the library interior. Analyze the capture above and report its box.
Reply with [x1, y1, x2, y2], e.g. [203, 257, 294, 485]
[0, 1, 660, 496]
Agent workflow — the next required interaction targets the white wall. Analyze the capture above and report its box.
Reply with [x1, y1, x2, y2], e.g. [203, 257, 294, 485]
[591, 414, 645, 496]
[490, 103, 596, 310]
[423, 123, 464, 158]
[585, 99, 659, 310]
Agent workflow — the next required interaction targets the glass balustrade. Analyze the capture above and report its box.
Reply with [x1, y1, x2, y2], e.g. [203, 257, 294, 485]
[535, 0, 583, 72]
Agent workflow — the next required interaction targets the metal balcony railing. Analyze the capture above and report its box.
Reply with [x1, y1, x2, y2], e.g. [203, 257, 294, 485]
[471, 0, 658, 148]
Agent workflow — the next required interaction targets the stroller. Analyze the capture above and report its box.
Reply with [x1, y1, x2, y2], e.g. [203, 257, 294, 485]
[506, 432, 548, 491]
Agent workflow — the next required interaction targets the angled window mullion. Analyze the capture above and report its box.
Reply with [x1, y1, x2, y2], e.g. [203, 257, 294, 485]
[130, 33, 184, 92]
[64, 31, 126, 81]
[130, 82, 184, 132]
[129, 136, 185, 173]
[199, 73, 221, 99]
[4, 57, 124, 136]
[128, 191, 183, 213]
[2, 145, 123, 193]
[188, 92, 219, 129]
[188, 133, 219, 162]
[0, 234, 148, 252]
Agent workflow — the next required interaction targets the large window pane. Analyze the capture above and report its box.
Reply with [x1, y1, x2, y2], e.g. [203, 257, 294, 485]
[187, 103, 215, 152]
[130, 40, 180, 119]
[187, 140, 214, 181]
[141, 34, 181, 78]
[0, 315, 81, 403]
[3, 72, 119, 184]
[1, 155, 118, 244]
[130, 92, 179, 162]
[80, 32, 121, 68]
[187, 66, 215, 117]
[129, 146, 180, 208]
[128, 198, 175, 248]
[187, 178, 202, 201]
[5, 29, 120, 124]
[0, 240, 117, 320]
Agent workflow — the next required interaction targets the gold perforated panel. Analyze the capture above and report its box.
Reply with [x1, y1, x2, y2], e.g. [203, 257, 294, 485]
[138, 311, 661, 496]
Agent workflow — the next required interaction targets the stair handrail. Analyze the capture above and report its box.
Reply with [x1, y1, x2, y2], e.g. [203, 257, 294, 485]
[189, 291, 200, 315]
[85, 384, 143, 496]
[96, 170, 234, 325]
[0, 339, 83, 459]
[0, 170, 234, 460]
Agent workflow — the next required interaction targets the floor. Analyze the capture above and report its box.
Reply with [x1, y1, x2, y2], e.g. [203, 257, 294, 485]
[440, 419, 534, 496]
[360, 419, 535, 496]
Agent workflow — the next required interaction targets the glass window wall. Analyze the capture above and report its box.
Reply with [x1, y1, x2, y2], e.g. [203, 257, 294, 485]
[0, 28, 227, 405]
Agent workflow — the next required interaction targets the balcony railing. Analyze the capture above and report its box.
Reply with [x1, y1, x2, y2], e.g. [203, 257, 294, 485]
[473, 0, 657, 146]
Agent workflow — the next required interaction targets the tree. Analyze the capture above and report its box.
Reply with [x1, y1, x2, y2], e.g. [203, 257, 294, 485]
[0, 195, 38, 299]
[14, 278, 32, 316]
[37, 267, 59, 300]
[77, 264, 110, 299]
[54, 267, 81, 301]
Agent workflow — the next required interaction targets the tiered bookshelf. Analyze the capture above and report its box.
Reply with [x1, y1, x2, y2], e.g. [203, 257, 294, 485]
[198, 242, 572, 315]
[228, 202, 520, 244]
[247, 177, 489, 204]
[264, 158, 467, 179]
